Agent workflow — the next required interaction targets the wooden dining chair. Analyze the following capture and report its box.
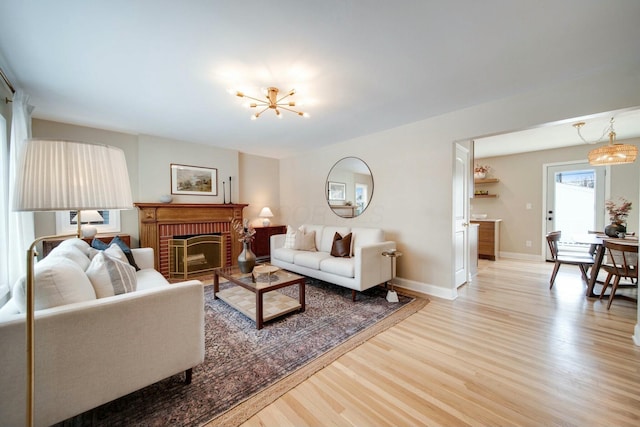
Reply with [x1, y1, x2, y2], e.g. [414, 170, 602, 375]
[546, 231, 595, 289]
[599, 240, 638, 309]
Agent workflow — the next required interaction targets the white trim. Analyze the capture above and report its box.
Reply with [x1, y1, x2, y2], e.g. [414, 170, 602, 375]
[394, 277, 458, 300]
[633, 323, 640, 347]
[499, 251, 544, 262]
[55, 210, 121, 235]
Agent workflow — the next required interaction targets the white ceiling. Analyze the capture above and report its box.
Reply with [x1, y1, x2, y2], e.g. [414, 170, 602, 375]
[1, 1, 639, 159]
[474, 107, 640, 158]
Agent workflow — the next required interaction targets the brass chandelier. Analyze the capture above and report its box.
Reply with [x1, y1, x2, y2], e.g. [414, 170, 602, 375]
[232, 87, 309, 120]
[573, 117, 638, 166]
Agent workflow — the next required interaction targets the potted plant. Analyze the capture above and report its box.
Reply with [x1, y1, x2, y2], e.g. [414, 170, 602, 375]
[474, 164, 490, 179]
[604, 197, 632, 237]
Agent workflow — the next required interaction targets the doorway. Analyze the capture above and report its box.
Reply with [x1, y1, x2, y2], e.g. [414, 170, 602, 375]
[544, 161, 606, 259]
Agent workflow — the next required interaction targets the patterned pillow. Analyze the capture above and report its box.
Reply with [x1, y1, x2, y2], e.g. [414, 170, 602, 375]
[85, 252, 137, 298]
[283, 225, 297, 249]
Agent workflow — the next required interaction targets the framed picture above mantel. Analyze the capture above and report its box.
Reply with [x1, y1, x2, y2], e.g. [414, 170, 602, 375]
[170, 164, 218, 196]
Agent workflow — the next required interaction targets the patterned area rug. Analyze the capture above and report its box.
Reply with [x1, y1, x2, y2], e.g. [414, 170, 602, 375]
[60, 278, 427, 426]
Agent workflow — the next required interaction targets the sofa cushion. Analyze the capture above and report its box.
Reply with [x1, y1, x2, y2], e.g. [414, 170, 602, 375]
[45, 243, 91, 271]
[294, 229, 317, 251]
[12, 258, 97, 312]
[350, 227, 384, 249]
[86, 252, 138, 298]
[301, 225, 324, 251]
[320, 257, 355, 278]
[57, 237, 92, 255]
[319, 226, 351, 253]
[283, 225, 297, 249]
[294, 251, 332, 270]
[272, 247, 297, 263]
[330, 232, 352, 258]
[135, 268, 170, 291]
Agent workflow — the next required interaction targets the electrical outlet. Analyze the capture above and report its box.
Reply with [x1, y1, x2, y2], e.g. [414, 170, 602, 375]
[526, 240, 532, 247]
[526, 203, 532, 210]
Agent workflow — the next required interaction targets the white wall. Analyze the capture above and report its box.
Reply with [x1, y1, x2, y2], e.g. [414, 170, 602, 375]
[279, 64, 640, 299]
[137, 134, 239, 205]
[31, 121, 281, 248]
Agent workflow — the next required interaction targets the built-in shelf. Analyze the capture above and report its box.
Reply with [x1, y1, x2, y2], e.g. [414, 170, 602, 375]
[474, 177, 500, 198]
[474, 178, 500, 184]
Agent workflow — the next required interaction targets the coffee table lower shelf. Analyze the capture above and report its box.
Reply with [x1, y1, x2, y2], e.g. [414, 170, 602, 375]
[216, 287, 302, 326]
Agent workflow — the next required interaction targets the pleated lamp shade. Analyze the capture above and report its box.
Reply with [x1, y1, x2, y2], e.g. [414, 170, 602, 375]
[13, 139, 133, 212]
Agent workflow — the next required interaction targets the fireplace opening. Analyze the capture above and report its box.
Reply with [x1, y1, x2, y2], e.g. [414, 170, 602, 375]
[169, 234, 225, 280]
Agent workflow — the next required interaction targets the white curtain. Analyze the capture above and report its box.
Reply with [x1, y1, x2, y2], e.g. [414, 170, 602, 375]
[4, 90, 35, 295]
[0, 114, 9, 302]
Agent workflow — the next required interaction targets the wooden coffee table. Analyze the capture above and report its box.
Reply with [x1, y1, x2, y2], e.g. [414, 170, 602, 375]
[213, 265, 305, 329]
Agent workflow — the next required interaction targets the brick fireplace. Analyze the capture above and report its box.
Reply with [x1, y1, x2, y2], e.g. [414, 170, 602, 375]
[134, 203, 248, 278]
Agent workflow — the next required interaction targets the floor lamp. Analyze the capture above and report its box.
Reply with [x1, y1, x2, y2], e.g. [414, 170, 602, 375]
[12, 139, 133, 427]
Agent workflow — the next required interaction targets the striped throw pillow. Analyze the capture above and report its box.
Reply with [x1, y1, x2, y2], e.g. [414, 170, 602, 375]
[86, 252, 137, 298]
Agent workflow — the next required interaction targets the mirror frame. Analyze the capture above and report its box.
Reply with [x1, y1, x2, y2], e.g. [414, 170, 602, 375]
[326, 156, 374, 218]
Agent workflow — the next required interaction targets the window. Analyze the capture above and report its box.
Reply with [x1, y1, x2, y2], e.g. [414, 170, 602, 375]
[55, 210, 121, 235]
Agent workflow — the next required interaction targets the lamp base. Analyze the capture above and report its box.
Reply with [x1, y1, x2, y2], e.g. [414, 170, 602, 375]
[386, 290, 399, 303]
[262, 219, 271, 227]
[81, 225, 98, 239]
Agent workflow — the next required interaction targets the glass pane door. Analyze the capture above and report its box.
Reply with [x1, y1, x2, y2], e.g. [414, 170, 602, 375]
[545, 162, 606, 259]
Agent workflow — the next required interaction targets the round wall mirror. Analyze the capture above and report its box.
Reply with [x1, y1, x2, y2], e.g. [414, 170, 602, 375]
[326, 157, 374, 218]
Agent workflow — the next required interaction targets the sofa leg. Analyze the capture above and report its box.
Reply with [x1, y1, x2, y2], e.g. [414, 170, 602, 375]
[185, 368, 193, 385]
[352, 290, 356, 302]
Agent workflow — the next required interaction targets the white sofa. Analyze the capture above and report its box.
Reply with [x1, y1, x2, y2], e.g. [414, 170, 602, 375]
[270, 225, 396, 300]
[0, 238, 205, 427]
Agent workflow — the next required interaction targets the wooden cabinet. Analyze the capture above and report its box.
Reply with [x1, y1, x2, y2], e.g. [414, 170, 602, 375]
[474, 178, 499, 198]
[252, 225, 286, 262]
[470, 220, 501, 260]
[42, 234, 131, 258]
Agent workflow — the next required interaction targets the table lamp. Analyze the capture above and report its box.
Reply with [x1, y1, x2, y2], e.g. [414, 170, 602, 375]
[12, 139, 133, 427]
[259, 207, 273, 226]
[70, 210, 104, 238]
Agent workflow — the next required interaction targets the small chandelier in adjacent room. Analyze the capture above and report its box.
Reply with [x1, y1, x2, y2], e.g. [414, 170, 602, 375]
[231, 87, 309, 120]
[573, 117, 638, 166]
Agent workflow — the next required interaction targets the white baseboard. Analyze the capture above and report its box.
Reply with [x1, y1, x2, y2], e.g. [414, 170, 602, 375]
[499, 251, 544, 262]
[634, 323, 640, 347]
[393, 277, 458, 300]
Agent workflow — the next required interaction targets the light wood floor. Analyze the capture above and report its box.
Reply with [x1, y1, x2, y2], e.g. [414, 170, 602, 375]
[241, 258, 640, 427]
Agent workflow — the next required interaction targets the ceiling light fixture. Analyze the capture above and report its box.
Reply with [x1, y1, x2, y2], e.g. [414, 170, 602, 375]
[573, 117, 638, 165]
[232, 87, 309, 120]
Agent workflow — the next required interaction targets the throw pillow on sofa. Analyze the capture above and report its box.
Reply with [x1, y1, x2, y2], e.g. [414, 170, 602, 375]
[283, 225, 297, 249]
[91, 236, 140, 271]
[86, 252, 137, 298]
[294, 229, 317, 251]
[43, 238, 94, 270]
[330, 232, 352, 257]
[12, 258, 97, 312]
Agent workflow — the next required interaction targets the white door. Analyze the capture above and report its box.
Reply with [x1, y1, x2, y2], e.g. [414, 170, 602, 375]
[454, 143, 471, 287]
[545, 162, 606, 258]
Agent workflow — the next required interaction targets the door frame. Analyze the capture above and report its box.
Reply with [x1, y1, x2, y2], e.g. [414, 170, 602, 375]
[541, 160, 611, 259]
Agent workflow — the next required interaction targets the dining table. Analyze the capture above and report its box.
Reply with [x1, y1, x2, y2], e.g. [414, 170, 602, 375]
[572, 233, 639, 297]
